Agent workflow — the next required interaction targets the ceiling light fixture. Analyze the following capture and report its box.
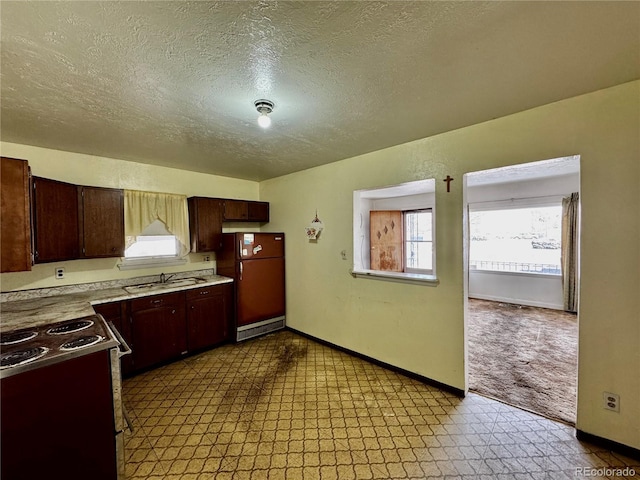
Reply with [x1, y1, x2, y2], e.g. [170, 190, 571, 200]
[254, 99, 274, 128]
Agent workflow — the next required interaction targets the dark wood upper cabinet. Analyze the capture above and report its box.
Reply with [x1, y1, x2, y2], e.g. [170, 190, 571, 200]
[188, 197, 224, 252]
[223, 199, 269, 222]
[79, 186, 124, 258]
[247, 201, 269, 222]
[32, 176, 80, 263]
[1, 157, 32, 272]
[223, 199, 249, 221]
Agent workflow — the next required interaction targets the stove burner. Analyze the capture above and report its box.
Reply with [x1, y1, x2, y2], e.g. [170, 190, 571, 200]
[47, 319, 94, 335]
[0, 330, 38, 345]
[59, 335, 104, 351]
[0, 347, 49, 369]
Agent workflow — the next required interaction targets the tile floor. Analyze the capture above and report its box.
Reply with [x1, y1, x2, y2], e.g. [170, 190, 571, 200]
[122, 330, 639, 479]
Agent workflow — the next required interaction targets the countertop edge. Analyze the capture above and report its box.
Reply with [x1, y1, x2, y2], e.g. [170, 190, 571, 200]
[0, 275, 234, 333]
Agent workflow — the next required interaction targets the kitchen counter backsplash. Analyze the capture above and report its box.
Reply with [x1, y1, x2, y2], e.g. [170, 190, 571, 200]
[0, 269, 215, 303]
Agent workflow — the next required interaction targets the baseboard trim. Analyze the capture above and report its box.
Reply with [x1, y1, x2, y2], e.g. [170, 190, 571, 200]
[468, 294, 564, 311]
[576, 430, 640, 460]
[285, 327, 465, 398]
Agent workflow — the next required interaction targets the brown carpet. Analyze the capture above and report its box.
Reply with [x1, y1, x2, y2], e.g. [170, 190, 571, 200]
[468, 298, 578, 424]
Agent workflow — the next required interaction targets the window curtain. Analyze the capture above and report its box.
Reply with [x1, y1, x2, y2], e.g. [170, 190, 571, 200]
[561, 192, 579, 313]
[124, 190, 191, 257]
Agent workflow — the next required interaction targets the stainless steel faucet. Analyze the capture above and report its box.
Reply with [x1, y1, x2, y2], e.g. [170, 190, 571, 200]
[159, 273, 175, 284]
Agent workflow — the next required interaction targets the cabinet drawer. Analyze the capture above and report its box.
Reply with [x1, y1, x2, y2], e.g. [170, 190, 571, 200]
[186, 285, 223, 301]
[130, 292, 184, 312]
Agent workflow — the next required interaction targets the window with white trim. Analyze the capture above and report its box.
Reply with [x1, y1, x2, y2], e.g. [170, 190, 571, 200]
[124, 220, 179, 259]
[469, 199, 562, 275]
[353, 179, 437, 283]
[404, 209, 433, 274]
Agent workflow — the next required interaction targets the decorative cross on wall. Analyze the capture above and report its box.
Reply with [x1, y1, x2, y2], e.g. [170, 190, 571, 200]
[444, 175, 454, 192]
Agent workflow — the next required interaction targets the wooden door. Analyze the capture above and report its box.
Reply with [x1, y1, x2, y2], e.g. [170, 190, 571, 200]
[131, 305, 186, 370]
[187, 288, 227, 351]
[1, 157, 32, 272]
[80, 186, 124, 257]
[32, 177, 79, 263]
[223, 199, 249, 221]
[131, 307, 165, 370]
[247, 201, 269, 222]
[370, 210, 403, 271]
[188, 197, 224, 252]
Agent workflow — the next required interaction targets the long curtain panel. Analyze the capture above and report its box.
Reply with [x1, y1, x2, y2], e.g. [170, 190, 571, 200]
[124, 190, 191, 257]
[561, 192, 579, 312]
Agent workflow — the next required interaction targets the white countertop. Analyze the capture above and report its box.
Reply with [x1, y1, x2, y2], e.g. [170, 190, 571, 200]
[0, 275, 233, 333]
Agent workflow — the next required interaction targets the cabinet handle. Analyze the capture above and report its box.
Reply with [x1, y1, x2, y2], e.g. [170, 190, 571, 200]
[191, 305, 195, 309]
[171, 309, 176, 314]
[240, 262, 243, 281]
[152, 299, 162, 304]
[200, 291, 209, 295]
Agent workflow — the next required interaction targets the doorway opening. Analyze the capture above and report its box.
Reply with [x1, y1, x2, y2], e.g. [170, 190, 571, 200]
[463, 155, 580, 425]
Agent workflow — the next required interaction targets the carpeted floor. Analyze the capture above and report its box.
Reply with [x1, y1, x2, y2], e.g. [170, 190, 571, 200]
[467, 298, 578, 424]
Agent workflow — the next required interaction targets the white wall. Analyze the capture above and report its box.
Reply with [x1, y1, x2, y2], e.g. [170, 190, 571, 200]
[260, 81, 640, 450]
[469, 271, 563, 310]
[467, 172, 579, 309]
[0, 142, 260, 291]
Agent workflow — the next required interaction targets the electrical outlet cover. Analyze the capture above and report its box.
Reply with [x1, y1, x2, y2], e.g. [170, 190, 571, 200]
[603, 392, 620, 412]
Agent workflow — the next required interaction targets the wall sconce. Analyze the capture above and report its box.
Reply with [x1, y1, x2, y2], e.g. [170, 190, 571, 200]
[305, 211, 324, 240]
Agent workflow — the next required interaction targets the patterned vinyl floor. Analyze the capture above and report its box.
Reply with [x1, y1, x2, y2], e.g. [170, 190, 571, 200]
[122, 330, 639, 479]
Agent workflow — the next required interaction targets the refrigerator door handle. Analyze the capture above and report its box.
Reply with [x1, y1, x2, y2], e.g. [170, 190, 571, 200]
[240, 261, 243, 281]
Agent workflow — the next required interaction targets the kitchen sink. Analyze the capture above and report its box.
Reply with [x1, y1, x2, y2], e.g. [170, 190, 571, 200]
[123, 277, 206, 294]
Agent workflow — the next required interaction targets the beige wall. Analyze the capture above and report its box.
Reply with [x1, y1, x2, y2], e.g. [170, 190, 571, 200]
[0, 142, 259, 290]
[1, 82, 638, 449]
[260, 81, 640, 449]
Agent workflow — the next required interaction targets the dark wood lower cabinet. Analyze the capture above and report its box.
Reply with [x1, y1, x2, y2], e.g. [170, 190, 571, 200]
[1, 351, 117, 480]
[111, 284, 232, 374]
[187, 284, 232, 352]
[130, 292, 187, 371]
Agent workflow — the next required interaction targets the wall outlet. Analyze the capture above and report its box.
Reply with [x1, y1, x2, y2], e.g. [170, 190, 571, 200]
[203, 255, 211, 262]
[55, 267, 65, 279]
[603, 392, 620, 412]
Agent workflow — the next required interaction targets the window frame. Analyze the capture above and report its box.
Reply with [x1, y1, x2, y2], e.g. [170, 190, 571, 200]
[403, 208, 434, 275]
[118, 220, 187, 270]
[468, 197, 563, 277]
[353, 179, 438, 286]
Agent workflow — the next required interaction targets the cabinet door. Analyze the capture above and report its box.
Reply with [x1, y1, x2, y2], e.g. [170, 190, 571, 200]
[247, 201, 269, 222]
[32, 177, 79, 263]
[188, 197, 224, 252]
[187, 287, 228, 351]
[131, 296, 186, 371]
[1, 157, 32, 272]
[223, 200, 249, 221]
[80, 186, 124, 258]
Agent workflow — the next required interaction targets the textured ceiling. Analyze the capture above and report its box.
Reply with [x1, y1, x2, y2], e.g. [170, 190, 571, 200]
[1, 2, 639, 181]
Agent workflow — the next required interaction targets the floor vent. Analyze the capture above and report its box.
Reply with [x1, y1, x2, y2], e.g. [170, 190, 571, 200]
[236, 316, 285, 342]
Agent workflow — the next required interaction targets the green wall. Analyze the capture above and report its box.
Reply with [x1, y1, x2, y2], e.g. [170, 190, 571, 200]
[260, 81, 640, 450]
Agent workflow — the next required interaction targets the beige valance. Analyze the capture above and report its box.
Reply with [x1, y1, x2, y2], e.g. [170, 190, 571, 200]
[124, 190, 190, 257]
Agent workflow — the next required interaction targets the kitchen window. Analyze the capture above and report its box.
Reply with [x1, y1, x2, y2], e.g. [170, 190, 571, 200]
[353, 179, 438, 285]
[118, 190, 190, 270]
